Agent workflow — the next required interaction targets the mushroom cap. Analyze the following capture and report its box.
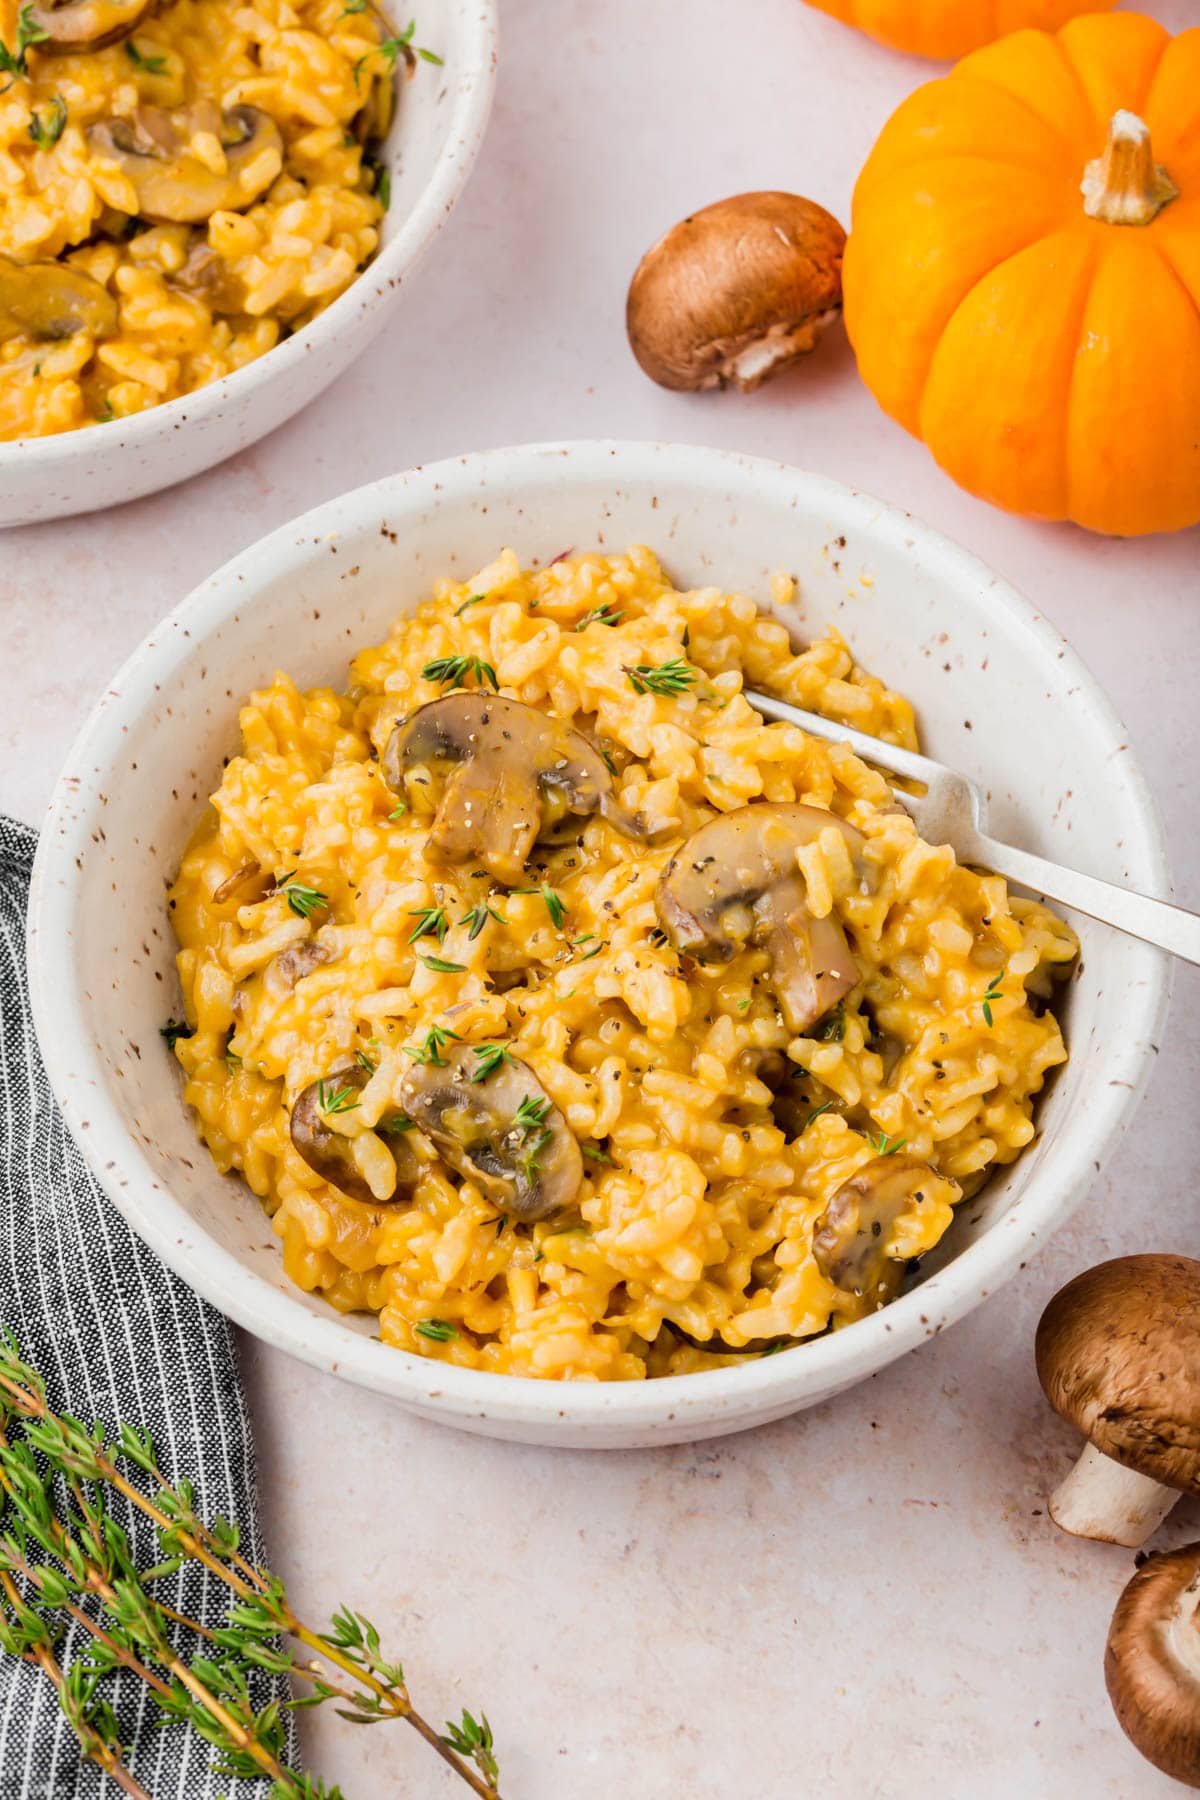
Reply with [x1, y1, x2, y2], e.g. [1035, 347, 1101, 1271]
[399, 1043, 582, 1223]
[384, 692, 645, 886]
[654, 801, 863, 1035]
[1036, 1254, 1200, 1495]
[26, 0, 153, 51]
[626, 191, 845, 393]
[0, 255, 118, 345]
[1105, 1543, 1200, 1788]
[87, 104, 283, 225]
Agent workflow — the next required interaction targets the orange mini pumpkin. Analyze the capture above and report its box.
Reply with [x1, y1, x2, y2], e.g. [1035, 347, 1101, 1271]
[806, 0, 1116, 61]
[843, 13, 1200, 537]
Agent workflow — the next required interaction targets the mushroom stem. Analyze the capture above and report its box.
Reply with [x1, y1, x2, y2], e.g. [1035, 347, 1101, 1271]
[1049, 1441, 1180, 1548]
[1081, 111, 1179, 227]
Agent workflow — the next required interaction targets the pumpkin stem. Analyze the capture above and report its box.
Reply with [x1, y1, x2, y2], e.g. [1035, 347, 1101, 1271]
[1081, 110, 1179, 227]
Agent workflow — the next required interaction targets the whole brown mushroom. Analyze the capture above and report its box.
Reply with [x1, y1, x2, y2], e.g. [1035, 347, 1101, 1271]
[1105, 1544, 1200, 1788]
[626, 191, 845, 393]
[1035, 1254, 1200, 1547]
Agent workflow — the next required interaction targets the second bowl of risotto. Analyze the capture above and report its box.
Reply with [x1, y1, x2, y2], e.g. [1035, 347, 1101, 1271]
[0, 0, 496, 526]
[29, 442, 1170, 1445]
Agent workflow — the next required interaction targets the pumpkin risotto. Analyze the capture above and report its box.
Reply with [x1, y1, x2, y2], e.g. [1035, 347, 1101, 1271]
[0, 0, 423, 439]
[167, 547, 1078, 1380]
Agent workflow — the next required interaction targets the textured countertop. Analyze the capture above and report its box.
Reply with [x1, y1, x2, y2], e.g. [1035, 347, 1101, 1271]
[2, 2, 1198, 1793]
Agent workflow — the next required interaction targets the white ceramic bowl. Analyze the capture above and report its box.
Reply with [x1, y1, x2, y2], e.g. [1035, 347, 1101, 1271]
[29, 442, 1172, 1447]
[0, 3, 496, 529]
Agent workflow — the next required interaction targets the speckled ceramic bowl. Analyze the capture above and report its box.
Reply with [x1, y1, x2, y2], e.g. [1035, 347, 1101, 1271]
[28, 442, 1172, 1447]
[0, 2, 496, 529]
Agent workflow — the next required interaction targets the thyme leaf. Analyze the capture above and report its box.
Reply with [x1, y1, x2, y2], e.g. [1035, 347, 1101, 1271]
[421, 654, 497, 690]
[415, 1318, 457, 1342]
[276, 873, 328, 920]
[471, 1044, 515, 1082]
[402, 1025, 461, 1066]
[624, 658, 696, 698]
[27, 94, 66, 150]
[318, 1080, 360, 1117]
[159, 1019, 194, 1051]
[407, 904, 448, 944]
[417, 952, 466, 975]
[0, 6, 48, 76]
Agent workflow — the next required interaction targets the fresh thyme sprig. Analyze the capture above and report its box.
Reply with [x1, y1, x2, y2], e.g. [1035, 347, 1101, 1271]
[275, 874, 328, 921]
[414, 1319, 457, 1343]
[318, 1080, 360, 1116]
[624, 659, 696, 698]
[402, 1024, 461, 1066]
[870, 1130, 907, 1156]
[125, 38, 167, 73]
[160, 1018, 194, 1051]
[981, 974, 1004, 1028]
[575, 604, 623, 631]
[454, 592, 487, 618]
[0, 5, 48, 77]
[417, 951, 466, 975]
[814, 1001, 846, 1043]
[421, 654, 497, 691]
[0, 1336, 502, 1798]
[460, 900, 507, 940]
[27, 94, 66, 149]
[515, 883, 566, 930]
[408, 904, 449, 944]
[471, 1044, 515, 1082]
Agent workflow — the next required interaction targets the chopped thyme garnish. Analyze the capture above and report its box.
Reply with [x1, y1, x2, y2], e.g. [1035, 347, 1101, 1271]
[414, 1318, 457, 1342]
[407, 904, 449, 944]
[417, 951, 466, 975]
[276, 873, 328, 920]
[471, 1043, 515, 1082]
[803, 1099, 837, 1131]
[402, 1024, 461, 1066]
[575, 603, 624, 630]
[318, 1079, 360, 1116]
[570, 935, 605, 963]
[159, 1018, 194, 1050]
[815, 1001, 846, 1043]
[421, 653, 498, 690]
[516, 883, 566, 929]
[461, 899, 507, 940]
[387, 801, 408, 819]
[378, 18, 442, 66]
[582, 1144, 612, 1165]
[982, 975, 1004, 1028]
[27, 94, 66, 150]
[624, 658, 697, 698]
[871, 1130, 907, 1156]
[376, 165, 391, 211]
[761, 1339, 789, 1356]
[454, 592, 488, 617]
[125, 38, 167, 72]
[513, 1095, 550, 1135]
[380, 1113, 415, 1134]
[224, 1038, 242, 1076]
[0, 5, 48, 76]
[355, 1049, 377, 1073]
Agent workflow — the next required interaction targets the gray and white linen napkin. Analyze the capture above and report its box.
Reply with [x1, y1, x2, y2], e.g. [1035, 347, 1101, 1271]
[0, 814, 290, 1799]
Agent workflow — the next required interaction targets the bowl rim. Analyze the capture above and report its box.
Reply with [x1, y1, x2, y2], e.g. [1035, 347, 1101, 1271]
[0, 0, 498, 469]
[28, 440, 1174, 1433]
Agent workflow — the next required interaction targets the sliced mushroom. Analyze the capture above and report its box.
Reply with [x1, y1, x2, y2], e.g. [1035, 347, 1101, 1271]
[87, 105, 283, 225]
[265, 940, 332, 998]
[210, 862, 264, 905]
[1105, 1544, 1200, 1788]
[169, 238, 245, 314]
[384, 693, 649, 886]
[812, 1155, 939, 1306]
[0, 256, 117, 344]
[290, 1062, 413, 1207]
[25, 0, 152, 51]
[655, 802, 863, 1035]
[399, 1042, 582, 1222]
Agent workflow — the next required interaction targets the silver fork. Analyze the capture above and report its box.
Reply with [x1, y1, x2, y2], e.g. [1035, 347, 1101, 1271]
[747, 689, 1200, 967]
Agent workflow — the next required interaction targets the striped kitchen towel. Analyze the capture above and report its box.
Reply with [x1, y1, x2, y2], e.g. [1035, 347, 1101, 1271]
[0, 815, 291, 1799]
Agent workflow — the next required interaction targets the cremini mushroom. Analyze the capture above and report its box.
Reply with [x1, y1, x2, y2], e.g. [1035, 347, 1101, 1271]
[1036, 1254, 1200, 1547]
[290, 1062, 414, 1207]
[812, 1154, 943, 1307]
[626, 191, 845, 392]
[169, 238, 245, 314]
[399, 1043, 582, 1223]
[384, 693, 649, 886]
[264, 940, 332, 998]
[25, 0, 152, 50]
[1105, 1543, 1200, 1789]
[87, 104, 283, 224]
[210, 862, 264, 905]
[654, 801, 862, 1035]
[0, 256, 117, 344]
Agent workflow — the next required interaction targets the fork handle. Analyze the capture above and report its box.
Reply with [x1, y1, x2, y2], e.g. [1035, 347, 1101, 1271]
[971, 833, 1199, 967]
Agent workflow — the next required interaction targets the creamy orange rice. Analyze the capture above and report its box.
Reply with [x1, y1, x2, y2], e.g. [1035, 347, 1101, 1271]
[167, 547, 1078, 1381]
[0, 0, 421, 438]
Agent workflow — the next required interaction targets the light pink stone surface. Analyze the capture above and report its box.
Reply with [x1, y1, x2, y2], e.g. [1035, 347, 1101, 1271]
[2, 1, 1197, 1792]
